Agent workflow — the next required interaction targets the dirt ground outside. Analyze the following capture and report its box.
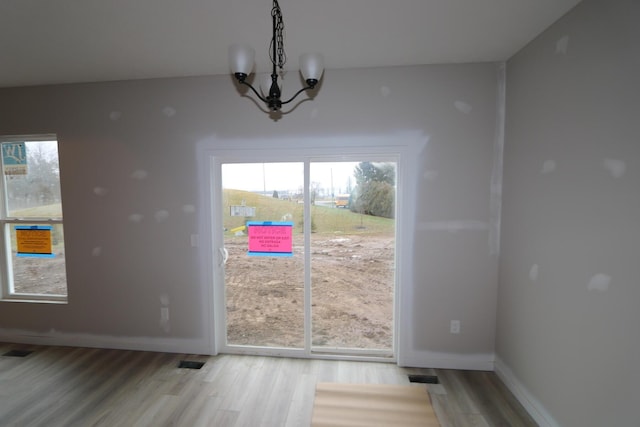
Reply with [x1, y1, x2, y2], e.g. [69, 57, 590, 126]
[225, 233, 395, 351]
[12, 255, 67, 295]
[11, 233, 396, 353]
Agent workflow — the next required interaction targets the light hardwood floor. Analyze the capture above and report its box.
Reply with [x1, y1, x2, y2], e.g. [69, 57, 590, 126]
[0, 342, 537, 426]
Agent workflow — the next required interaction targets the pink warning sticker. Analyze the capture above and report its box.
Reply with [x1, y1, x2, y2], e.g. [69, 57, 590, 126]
[247, 221, 293, 257]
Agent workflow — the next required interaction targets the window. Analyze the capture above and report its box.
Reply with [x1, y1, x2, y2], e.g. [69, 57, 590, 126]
[0, 136, 67, 302]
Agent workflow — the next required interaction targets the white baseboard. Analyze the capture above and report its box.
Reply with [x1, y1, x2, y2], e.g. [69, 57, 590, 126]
[494, 356, 560, 427]
[0, 328, 212, 355]
[398, 349, 495, 370]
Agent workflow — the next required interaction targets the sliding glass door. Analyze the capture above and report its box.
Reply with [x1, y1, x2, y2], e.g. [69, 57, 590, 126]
[214, 157, 397, 359]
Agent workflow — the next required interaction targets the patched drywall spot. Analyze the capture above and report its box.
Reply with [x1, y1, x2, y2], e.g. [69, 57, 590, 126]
[154, 210, 169, 223]
[162, 106, 177, 117]
[182, 204, 196, 214]
[109, 111, 122, 121]
[529, 264, 539, 282]
[603, 158, 626, 178]
[423, 170, 438, 181]
[489, 63, 505, 257]
[92, 246, 102, 257]
[310, 107, 319, 119]
[588, 274, 611, 292]
[93, 186, 108, 196]
[159, 294, 170, 333]
[131, 169, 149, 180]
[556, 35, 569, 54]
[380, 86, 391, 98]
[454, 101, 472, 114]
[541, 160, 556, 174]
[159, 294, 170, 306]
[129, 213, 144, 223]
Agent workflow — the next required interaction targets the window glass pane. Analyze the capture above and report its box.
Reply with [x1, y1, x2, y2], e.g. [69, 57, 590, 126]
[3, 140, 62, 218]
[1, 137, 67, 300]
[8, 223, 67, 295]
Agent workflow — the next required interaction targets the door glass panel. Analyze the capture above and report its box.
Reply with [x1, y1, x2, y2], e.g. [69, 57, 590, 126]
[310, 161, 396, 352]
[222, 162, 305, 348]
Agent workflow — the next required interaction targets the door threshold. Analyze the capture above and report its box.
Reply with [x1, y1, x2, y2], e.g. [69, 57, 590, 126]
[221, 345, 395, 363]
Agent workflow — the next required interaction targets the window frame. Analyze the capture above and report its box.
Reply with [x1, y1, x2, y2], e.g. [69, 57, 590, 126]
[0, 134, 67, 303]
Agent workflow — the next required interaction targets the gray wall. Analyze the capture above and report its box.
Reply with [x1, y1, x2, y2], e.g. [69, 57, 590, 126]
[498, 0, 639, 425]
[0, 63, 502, 369]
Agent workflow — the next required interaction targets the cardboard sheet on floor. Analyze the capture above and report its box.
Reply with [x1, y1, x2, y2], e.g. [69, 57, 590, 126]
[311, 382, 440, 427]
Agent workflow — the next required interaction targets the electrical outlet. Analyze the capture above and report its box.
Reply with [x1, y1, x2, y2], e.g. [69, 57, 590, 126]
[450, 320, 461, 334]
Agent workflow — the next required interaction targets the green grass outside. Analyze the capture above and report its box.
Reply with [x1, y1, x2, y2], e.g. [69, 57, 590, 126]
[8, 194, 394, 248]
[8, 203, 64, 252]
[10, 204, 63, 218]
[223, 189, 394, 237]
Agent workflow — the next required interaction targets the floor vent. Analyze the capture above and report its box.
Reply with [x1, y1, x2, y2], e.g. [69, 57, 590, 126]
[408, 374, 439, 384]
[178, 360, 205, 369]
[3, 350, 34, 358]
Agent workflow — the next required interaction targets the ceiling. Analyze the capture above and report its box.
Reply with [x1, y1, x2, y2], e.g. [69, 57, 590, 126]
[0, 0, 581, 88]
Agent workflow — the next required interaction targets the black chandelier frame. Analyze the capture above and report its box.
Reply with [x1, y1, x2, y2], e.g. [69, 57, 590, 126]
[231, 0, 320, 111]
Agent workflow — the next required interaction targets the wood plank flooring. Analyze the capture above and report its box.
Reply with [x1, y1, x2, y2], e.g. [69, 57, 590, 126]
[0, 342, 537, 426]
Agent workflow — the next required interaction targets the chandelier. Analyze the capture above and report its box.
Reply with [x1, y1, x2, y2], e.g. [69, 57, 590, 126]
[228, 0, 324, 112]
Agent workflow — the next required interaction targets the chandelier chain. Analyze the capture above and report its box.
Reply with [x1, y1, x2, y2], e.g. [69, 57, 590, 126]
[271, 0, 286, 70]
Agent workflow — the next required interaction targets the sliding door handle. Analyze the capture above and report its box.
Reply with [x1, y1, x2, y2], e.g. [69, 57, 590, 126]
[219, 247, 229, 266]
